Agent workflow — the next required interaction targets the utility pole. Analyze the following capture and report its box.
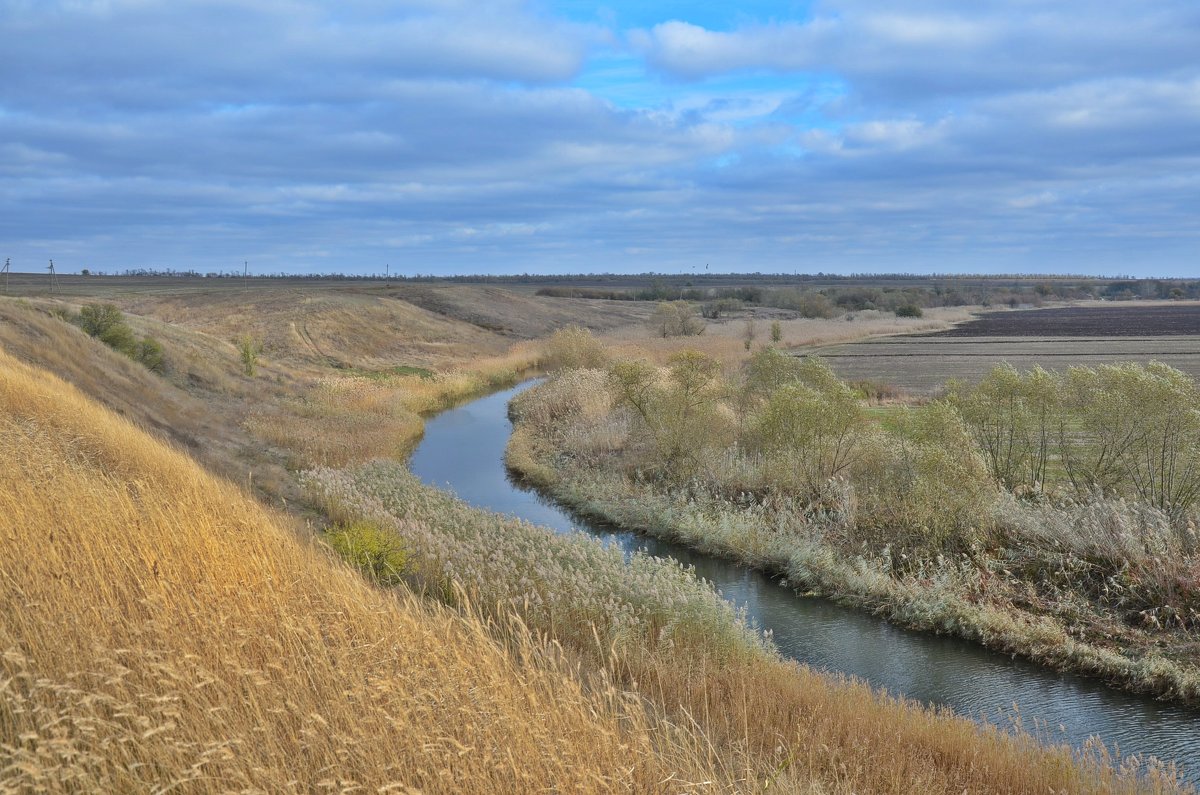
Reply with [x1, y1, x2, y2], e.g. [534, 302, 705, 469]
[2, 258, 10, 295]
[47, 259, 59, 293]
[243, 260, 248, 285]
[386, 263, 390, 288]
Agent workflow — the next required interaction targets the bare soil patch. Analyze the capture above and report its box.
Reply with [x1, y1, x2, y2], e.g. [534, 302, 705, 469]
[931, 303, 1200, 337]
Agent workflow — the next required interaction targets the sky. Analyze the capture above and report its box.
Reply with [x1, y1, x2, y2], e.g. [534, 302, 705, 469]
[1, 1, 1199, 277]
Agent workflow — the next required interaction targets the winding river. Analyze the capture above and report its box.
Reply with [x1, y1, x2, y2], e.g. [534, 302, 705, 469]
[410, 380, 1200, 783]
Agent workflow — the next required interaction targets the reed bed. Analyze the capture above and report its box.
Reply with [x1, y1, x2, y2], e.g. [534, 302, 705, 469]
[305, 457, 1187, 793]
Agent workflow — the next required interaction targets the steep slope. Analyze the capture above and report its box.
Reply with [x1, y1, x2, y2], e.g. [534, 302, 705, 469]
[0, 348, 720, 793]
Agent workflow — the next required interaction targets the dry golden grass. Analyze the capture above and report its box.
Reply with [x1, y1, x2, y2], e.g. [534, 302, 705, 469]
[604, 307, 975, 371]
[0, 348, 738, 793]
[314, 459, 1190, 795]
[0, 287, 1188, 793]
[248, 344, 542, 467]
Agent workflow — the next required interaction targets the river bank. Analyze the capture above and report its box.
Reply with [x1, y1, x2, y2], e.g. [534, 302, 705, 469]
[299, 380, 1193, 792]
[505, 369, 1200, 707]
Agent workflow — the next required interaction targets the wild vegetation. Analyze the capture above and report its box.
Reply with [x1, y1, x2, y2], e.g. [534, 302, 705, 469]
[509, 336, 1200, 703]
[532, 273, 1200, 314]
[0, 349, 740, 793]
[78, 302, 165, 372]
[1, 279, 1194, 792]
[302, 458, 1184, 793]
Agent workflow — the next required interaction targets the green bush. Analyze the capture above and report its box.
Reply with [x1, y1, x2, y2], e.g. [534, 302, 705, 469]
[137, 337, 166, 373]
[851, 403, 996, 556]
[325, 521, 408, 586]
[98, 321, 137, 356]
[237, 334, 264, 376]
[78, 302, 165, 372]
[895, 304, 924, 318]
[744, 367, 866, 497]
[608, 351, 731, 477]
[79, 303, 125, 338]
[953, 362, 1200, 519]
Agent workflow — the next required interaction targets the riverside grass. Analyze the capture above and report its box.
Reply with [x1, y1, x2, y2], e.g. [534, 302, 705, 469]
[0, 345, 1165, 794]
[0, 322, 1187, 793]
[0, 348, 736, 793]
[506, 366, 1200, 706]
[304, 460, 1187, 793]
[246, 345, 540, 468]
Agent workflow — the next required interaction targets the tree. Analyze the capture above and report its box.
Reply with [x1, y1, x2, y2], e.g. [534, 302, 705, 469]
[79, 303, 125, 338]
[237, 334, 264, 376]
[742, 319, 757, 351]
[648, 301, 705, 337]
[770, 320, 782, 344]
[608, 352, 728, 476]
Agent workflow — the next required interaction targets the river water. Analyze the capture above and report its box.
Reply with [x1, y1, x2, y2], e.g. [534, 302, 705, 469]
[409, 380, 1199, 782]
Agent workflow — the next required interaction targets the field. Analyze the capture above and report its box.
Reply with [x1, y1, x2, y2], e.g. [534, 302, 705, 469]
[2, 275, 1195, 792]
[811, 303, 1200, 393]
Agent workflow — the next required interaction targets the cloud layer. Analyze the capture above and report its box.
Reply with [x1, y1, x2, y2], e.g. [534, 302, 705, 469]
[1, 0, 1198, 274]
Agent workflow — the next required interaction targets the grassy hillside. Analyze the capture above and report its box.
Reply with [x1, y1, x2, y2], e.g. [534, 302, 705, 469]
[2, 275, 653, 369]
[0, 281, 1190, 792]
[0, 348, 729, 792]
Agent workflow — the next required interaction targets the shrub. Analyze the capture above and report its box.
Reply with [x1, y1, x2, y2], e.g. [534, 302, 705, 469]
[237, 334, 264, 376]
[951, 364, 1059, 492]
[136, 337, 166, 373]
[954, 362, 1200, 518]
[851, 403, 996, 555]
[325, 520, 408, 586]
[78, 302, 163, 370]
[742, 319, 757, 351]
[701, 298, 743, 319]
[895, 304, 924, 318]
[542, 326, 608, 371]
[78, 303, 125, 338]
[98, 322, 138, 356]
[647, 301, 705, 337]
[608, 352, 732, 477]
[744, 367, 867, 497]
[770, 320, 782, 344]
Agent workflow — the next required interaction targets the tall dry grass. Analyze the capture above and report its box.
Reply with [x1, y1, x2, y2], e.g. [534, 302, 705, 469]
[246, 345, 541, 467]
[0, 349, 735, 793]
[308, 459, 1188, 793]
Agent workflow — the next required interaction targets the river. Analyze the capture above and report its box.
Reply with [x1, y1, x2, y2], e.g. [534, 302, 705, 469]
[410, 380, 1199, 783]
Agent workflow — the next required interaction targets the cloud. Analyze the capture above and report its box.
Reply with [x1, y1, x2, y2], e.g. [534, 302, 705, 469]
[0, 0, 592, 112]
[629, 20, 826, 79]
[633, 1, 1200, 101]
[1, 0, 1198, 275]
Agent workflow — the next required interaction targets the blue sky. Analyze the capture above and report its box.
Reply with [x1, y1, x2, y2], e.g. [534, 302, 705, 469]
[1, 0, 1198, 276]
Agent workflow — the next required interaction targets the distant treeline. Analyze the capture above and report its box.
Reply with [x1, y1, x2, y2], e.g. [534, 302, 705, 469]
[47, 268, 1200, 309]
[535, 278, 1200, 318]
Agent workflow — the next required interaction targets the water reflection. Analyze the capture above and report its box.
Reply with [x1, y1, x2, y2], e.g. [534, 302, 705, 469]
[410, 381, 1200, 782]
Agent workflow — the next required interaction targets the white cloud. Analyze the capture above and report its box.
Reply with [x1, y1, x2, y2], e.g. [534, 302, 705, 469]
[631, 20, 824, 78]
[1, 0, 1199, 274]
